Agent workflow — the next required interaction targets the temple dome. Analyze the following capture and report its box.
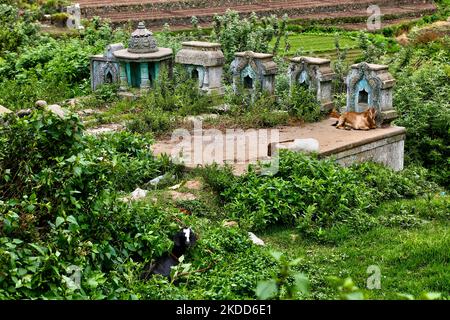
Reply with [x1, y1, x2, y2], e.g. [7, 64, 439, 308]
[128, 22, 158, 54]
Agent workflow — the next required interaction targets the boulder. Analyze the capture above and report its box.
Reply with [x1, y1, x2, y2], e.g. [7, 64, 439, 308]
[248, 232, 265, 246]
[0, 105, 13, 116]
[35, 100, 48, 109]
[130, 188, 148, 200]
[47, 104, 67, 118]
[16, 109, 32, 117]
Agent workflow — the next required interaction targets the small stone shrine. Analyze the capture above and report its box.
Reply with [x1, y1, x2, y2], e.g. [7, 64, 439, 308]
[288, 56, 335, 111]
[112, 22, 173, 90]
[230, 51, 278, 94]
[90, 43, 124, 91]
[175, 41, 225, 94]
[346, 62, 397, 124]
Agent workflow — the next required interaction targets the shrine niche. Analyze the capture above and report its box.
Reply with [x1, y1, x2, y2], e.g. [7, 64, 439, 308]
[288, 56, 335, 111]
[90, 43, 123, 91]
[230, 51, 278, 94]
[346, 62, 397, 124]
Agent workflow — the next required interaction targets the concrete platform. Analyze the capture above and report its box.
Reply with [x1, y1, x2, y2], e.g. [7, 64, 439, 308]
[151, 118, 406, 175]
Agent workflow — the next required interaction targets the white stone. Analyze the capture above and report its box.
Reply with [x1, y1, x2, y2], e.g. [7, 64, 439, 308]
[271, 138, 320, 155]
[47, 104, 67, 118]
[0, 105, 12, 115]
[130, 188, 148, 200]
[248, 232, 265, 246]
[35, 100, 48, 109]
[149, 175, 165, 186]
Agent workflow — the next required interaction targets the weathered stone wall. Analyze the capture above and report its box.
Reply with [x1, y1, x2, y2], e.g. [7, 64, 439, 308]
[328, 133, 405, 171]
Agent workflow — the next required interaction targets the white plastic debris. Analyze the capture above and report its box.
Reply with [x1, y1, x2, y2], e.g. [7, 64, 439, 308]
[169, 183, 182, 190]
[248, 232, 265, 246]
[149, 174, 175, 187]
[270, 138, 320, 156]
[149, 175, 165, 186]
[290, 138, 320, 153]
[130, 188, 148, 200]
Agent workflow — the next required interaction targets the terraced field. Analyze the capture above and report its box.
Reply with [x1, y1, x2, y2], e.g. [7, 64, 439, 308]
[269, 33, 362, 64]
[74, 0, 437, 29]
[272, 33, 358, 55]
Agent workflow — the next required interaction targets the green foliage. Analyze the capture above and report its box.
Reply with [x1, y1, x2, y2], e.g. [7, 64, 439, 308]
[204, 151, 438, 241]
[392, 41, 450, 188]
[211, 10, 287, 65]
[256, 251, 309, 300]
[278, 84, 321, 122]
[0, 4, 39, 56]
[328, 277, 366, 300]
[126, 68, 214, 135]
[0, 14, 126, 110]
[0, 109, 172, 233]
[0, 108, 189, 299]
[50, 12, 68, 26]
[40, 0, 69, 15]
[356, 32, 386, 64]
[93, 83, 119, 103]
[332, 34, 349, 95]
[135, 226, 276, 300]
[377, 194, 449, 223]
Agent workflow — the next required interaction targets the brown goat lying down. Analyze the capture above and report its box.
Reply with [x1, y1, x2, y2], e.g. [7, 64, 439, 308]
[330, 108, 378, 130]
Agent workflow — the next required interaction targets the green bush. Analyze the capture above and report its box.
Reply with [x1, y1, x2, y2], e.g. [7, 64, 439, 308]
[127, 108, 175, 135]
[392, 41, 450, 188]
[50, 12, 68, 27]
[203, 151, 439, 240]
[0, 15, 125, 110]
[135, 226, 275, 299]
[0, 4, 39, 56]
[279, 84, 322, 122]
[0, 109, 172, 234]
[0, 108, 189, 299]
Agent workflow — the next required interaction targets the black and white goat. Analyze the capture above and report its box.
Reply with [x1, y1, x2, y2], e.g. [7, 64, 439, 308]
[141, 228, 197, 280]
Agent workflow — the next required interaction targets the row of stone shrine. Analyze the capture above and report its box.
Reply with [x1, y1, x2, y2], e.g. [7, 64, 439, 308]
[90, 22, 397, 123]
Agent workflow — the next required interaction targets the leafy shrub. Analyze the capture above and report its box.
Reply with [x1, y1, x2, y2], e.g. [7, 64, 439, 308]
[203, 151, 439, 240]
[0, 15, 125, 110]
[50, 12, 68, 27]
[92, 83, 119, 104]
[0, 4, 39, 56]
[392, 41, 450, 188]
[127, 108, 175, 135]
[211, 10, 287, 66]
[0, 109, 172, 235]
[351, 163, 438, 201]
[135, 226, 275, 299]
[256, 251, 309, 300]
[0, 108, 189, 299]
[279, 84, 321, 122]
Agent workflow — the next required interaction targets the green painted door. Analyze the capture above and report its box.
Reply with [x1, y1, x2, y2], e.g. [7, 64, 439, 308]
[130, 62, 141, 88]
